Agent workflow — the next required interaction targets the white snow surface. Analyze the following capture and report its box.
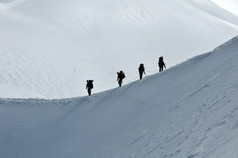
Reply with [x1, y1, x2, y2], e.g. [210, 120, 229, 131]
[1, 37, 238, 157]
[212, 0, 238, 15]
[1, 0, 238, 98]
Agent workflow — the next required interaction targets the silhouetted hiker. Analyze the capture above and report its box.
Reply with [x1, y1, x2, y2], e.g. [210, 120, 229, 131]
[86, 80, 94, 96]
[117, 71, 125, 87]
[158, 56, 166, 72]
[138, 63, 146, 80]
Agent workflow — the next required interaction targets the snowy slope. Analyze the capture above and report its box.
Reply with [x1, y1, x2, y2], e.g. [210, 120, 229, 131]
[213, 0, 238, 15]
[1, 37, 238, 158]
[1, 0, 238, 98]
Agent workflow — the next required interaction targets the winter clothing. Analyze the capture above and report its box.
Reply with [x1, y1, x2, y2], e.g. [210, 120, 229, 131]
[117, 71, 125, 87]
[138, 64, 146, 80]
[86, 80, 94, 96]
[158, 56, 166, 72]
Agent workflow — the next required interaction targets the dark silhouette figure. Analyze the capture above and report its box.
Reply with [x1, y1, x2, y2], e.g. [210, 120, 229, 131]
[86, 80, 94, 96]
[158, 56, 166, 72]
[117, 71, 125, 87]
[138, 63, 146, 80]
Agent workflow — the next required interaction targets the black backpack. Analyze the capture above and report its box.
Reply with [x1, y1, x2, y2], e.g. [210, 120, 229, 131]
[118, 72, 125, 79]
[139, 64, 144, 71]
[87, 80, 94, 89]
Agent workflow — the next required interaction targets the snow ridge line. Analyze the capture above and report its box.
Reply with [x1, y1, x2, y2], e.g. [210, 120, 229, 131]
[213, 35, 238, 52]
[1, 35, 238, 102]
[0, 97, 78, 105]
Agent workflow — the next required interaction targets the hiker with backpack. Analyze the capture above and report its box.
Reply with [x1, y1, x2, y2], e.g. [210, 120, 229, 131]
[117, 71, 125, 87]
[138, 63, 146, 80]
[86, 80, 94, 96]
[158, 56, 166, 72]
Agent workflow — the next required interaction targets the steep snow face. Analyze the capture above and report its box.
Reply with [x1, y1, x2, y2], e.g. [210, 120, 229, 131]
[0, 0, 238, 98]
[0, 37, 238, 158]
